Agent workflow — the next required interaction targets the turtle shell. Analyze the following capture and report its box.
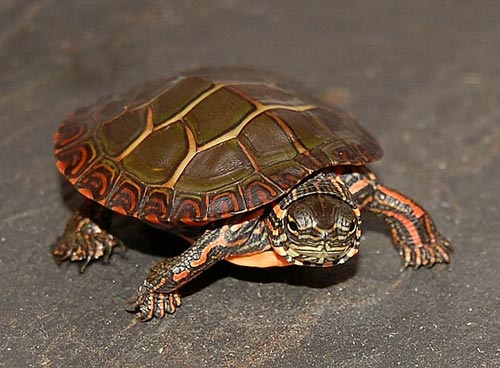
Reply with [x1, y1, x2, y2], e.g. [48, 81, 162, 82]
[54, 68, 383, 225]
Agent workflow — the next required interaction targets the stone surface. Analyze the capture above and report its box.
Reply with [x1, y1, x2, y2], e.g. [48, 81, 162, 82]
[1, 1, 499, 367]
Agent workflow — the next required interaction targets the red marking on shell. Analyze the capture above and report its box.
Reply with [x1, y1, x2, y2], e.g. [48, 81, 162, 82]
[172, 197, 207, 225]
[139, 189, 172, 224]
[277, 174, 302, 189]
[95, 171, 111, 197]
[295, 154, 325, 171]
[333, 147, 355, 162]
[181, 217, 207, 226]
[78, 171, 110, 198]
[111, 205, 127, 216]
[144, 213, 160, 223]
[108, 182, 140, 215]
[78, 187, 94, 200]
[56, 144, 93, 179]
[244, 180, 279, 209]
[207, 191, 244, 220]
[70, 147, 89, 176]
[75, 161, 118, 202]
[265, 165, 310, 191]
[54, 122, 86, 150]
[56, 159, 69, 175]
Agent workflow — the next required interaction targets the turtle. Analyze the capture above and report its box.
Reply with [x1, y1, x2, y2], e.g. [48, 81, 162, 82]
[53, 68, 452, 321]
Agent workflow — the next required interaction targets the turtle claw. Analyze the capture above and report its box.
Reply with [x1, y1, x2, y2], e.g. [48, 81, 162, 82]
[399, 232, 452, 269]
[127, 283, 182, 321]
[53, 214, 124, 271]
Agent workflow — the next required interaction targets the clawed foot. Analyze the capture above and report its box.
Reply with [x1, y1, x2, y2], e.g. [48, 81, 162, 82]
[394, 227, 452, 268]
[126, 282, 182, 321]
[53, 213, 124, 271]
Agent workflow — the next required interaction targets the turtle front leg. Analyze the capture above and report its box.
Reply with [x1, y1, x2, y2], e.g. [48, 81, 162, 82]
[127, 213, 268, 321]
[342, 168, 452, 268]
[53, 200, 124, 271]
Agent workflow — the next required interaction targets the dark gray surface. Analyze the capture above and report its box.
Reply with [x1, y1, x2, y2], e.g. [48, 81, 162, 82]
[1, 1, 499, 367]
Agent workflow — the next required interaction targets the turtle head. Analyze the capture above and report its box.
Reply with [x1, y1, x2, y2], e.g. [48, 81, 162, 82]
[268, 193, 361, 267]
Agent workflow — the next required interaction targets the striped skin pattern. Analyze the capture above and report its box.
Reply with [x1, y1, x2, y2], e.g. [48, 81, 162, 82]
[338, 166, 452, 267]
[53, 69, 452, 320]
[265, 171, 361, 267]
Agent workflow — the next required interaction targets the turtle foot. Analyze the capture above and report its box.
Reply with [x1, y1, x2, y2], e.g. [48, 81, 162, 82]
[53, 212, 124, 272]
[126, 282, 182, 321]
[398, 230, 452, 269]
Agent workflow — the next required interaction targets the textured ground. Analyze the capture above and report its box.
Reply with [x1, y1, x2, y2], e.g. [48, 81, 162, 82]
[1, 1, 499, 367]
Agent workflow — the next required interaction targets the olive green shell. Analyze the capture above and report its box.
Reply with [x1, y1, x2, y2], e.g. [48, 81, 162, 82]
[54, 68, 382, 225]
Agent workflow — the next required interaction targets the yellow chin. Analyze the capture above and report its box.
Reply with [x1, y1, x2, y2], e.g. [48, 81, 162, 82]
[283, 245, 359, 267]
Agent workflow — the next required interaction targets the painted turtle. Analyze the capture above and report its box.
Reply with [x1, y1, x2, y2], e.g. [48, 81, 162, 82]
[53, 68, 452, 321]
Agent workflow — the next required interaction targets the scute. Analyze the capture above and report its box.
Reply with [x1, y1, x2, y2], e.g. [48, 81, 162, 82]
[184, 87, 256, 146]
[99, 107, 148, 156]
[122, 121, 188, 184]
[149, 77, 214, 125]
[239, 113, 298, 168]
[177, 140, 255, 192]
[55, 68, 383, 224]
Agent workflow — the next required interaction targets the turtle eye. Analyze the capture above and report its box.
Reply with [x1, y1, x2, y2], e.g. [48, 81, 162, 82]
[348, 221, 356, 233]
[287, 219, 299, 233]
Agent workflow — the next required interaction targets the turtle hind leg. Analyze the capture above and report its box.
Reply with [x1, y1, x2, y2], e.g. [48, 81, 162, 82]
[53, 200, 124, 272]
[342, 168, 452, 268]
